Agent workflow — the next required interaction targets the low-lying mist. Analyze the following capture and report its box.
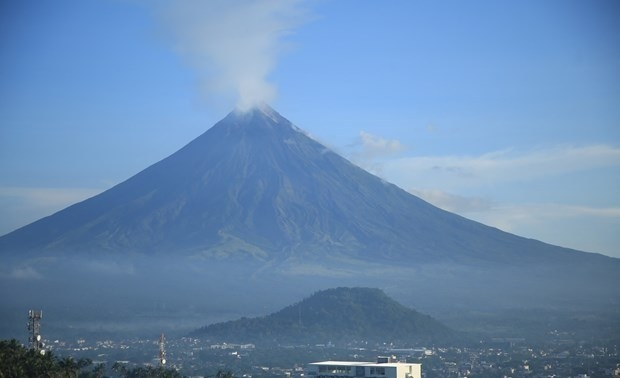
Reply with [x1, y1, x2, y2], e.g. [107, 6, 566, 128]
[2, 253, 619, 342]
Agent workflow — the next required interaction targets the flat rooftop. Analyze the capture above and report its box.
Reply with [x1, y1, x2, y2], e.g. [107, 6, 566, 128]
[309, 361, 418, 367]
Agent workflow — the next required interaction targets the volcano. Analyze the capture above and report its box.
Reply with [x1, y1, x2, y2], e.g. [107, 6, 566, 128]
[0, 106, 618, 339]
[0, 106, 611, 266]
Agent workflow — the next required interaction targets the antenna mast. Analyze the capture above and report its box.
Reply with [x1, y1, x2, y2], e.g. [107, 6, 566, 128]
[27, 309, 44, 354]
[159, 333, 166, 366]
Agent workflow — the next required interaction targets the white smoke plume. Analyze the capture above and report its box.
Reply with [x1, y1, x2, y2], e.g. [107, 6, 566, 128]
[152, 0, 308, 111]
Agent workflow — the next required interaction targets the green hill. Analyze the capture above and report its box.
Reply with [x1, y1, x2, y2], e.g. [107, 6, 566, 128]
[191, 287, 456, 345]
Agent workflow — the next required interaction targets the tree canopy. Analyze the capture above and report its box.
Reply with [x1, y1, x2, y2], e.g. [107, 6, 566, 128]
[0, 338, 183, 378]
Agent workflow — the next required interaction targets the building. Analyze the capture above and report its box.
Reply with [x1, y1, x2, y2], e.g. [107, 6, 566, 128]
[307, 357, 421, 378]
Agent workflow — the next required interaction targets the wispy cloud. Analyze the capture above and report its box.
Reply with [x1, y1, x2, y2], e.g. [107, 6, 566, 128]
[410, 189, 496, 213]
[356, 131, 406, 159]
[360, 144, 620, 257]
[348, 131, 406, 175]
[413, 188, 620, 223]
[471, 202, 620, 255]
[382, 144, 620, 191]
[151, 0, 310, 111]
[82, 260, 136, 276]
[412, 188, 620, 256]
[7, 266, 43, 280]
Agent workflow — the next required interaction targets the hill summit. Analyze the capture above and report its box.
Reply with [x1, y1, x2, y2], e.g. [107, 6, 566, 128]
[190, 287, 456, 345]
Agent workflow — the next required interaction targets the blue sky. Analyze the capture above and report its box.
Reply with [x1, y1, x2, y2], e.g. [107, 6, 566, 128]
[1, 0, 619, 257]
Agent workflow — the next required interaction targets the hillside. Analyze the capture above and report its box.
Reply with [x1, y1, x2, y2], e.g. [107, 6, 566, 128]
[190, 287, 456, 345]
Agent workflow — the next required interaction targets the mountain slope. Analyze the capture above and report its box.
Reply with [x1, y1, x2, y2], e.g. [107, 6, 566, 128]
[190, 287, 456, 345]
[0, 106, 612, 268]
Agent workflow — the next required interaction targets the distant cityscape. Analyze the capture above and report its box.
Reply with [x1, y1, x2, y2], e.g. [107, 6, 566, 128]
[16, 331, 619, 378]
[6, 288, 620, 378]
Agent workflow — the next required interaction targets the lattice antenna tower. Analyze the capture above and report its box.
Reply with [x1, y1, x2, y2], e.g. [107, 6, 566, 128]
[27, 309, 45, 354]
[159, 333, 166, 366]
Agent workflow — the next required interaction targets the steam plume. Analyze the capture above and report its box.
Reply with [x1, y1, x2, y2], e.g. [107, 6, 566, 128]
[153, 0, 307, 111]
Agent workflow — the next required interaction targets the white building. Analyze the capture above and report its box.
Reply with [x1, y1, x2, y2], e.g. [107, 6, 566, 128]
[307, 357, 421, 378]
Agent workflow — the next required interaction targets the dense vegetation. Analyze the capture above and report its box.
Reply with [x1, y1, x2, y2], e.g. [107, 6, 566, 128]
[192, 287, 457, 345]
[0, 338, 182, 378]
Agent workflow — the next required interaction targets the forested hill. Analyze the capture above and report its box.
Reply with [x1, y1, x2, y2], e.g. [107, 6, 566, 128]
[190, 287, 457, 345]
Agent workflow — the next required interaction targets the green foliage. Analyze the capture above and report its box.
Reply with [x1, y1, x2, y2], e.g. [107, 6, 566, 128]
[0, 339, 183, 378]
[0, 338, 93, 378]
[0, 339, 92, 378]
[111, 362, 184, 378]
[215, 370, 234, 378]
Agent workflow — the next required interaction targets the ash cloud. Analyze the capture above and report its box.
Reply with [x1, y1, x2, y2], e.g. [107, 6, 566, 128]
[152, 0, 308, 111]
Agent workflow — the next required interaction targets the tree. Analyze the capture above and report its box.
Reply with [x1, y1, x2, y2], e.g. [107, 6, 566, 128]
[215, 369, 234, 378]
[0, 339, 27, 377]
[0, 339, 184, 378]
[90, 363, 106, 378]
[112, 361, 128, 377]
[58, 356, 79, 378]
[111, 363, 184, 378]
[24, 348, 57, 377]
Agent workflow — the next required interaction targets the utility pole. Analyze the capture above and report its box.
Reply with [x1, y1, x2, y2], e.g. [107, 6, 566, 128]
[27, 310, 44, 354]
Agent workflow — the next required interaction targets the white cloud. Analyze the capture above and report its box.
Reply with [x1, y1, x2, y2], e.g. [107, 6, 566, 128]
[409, 187, 620, 257]
[469, 202, 620, 256]
[8, 266, 43, 280]
[382, 144, 620, 192]
[356, 130, 406, 158]
[410, 189, 496, 213]
[82, 260, 135, 276]
[152, 0, 310, 110]
[365, 144, 620, 258]
[348, 130, 406, 175]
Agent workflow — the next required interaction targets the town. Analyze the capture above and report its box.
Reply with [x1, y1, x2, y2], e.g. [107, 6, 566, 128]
[33, 333, 620, 378]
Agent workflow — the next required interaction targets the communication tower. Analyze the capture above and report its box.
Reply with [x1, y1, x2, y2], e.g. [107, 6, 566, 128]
[27, 310, 44, 354]
[159, 333, 166, 366]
